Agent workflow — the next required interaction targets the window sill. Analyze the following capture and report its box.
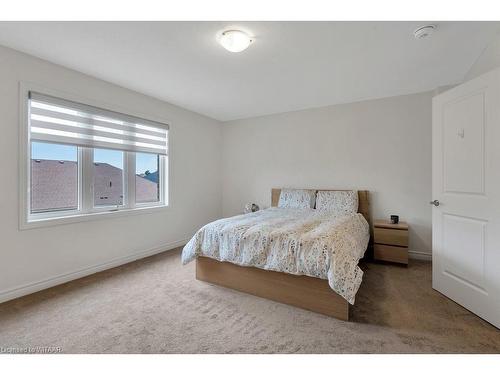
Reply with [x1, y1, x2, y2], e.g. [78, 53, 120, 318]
[20, 204, 169, 230]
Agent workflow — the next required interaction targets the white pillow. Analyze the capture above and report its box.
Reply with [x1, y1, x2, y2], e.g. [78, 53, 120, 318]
[316, 190, 358, 214]
[278, 189, 316, 209]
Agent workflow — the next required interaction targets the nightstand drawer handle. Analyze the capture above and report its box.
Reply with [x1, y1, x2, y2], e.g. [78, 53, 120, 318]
[429, 199, 440, 207]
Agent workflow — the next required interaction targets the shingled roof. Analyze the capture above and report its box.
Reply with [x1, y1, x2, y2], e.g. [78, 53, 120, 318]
[31, 160, 158, 213]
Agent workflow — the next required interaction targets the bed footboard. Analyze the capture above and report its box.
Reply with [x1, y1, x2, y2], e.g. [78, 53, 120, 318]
[196, 256, 349, 321]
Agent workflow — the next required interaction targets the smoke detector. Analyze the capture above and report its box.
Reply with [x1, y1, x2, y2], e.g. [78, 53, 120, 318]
[413, 25, 436, 40]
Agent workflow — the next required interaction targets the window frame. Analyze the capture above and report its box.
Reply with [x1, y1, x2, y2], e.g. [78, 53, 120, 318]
[19, 82, 170, 230]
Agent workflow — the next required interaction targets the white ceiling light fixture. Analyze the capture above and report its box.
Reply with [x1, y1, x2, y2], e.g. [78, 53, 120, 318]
[414, 25, 436, 40]
[217, 30, 253, 53]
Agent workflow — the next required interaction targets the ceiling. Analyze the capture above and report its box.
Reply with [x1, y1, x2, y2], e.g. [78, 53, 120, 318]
[0, 21, 498, 121]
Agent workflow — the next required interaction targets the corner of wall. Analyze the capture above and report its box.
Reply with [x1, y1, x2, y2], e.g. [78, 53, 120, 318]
[464, 31, 500, 81]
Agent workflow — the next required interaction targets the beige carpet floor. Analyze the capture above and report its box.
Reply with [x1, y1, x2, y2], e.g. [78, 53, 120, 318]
[0, 248, 499, 353]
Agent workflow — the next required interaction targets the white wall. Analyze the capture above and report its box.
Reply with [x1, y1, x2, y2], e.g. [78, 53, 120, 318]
[465, 31, 500, 80]
[222, 92, 433, 258]
[0, 45, 222, 302]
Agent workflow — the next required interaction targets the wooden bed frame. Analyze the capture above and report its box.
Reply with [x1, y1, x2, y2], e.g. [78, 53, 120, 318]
[196, 189, 371, 321]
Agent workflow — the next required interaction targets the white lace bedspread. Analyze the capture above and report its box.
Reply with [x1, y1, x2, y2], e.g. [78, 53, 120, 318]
[182, 207, 370, 304]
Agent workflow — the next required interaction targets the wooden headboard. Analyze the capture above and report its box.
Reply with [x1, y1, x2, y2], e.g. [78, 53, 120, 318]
[271, 188, 371, 226]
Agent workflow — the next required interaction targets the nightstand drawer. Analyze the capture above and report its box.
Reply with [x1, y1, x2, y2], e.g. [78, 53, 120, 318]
[374, 227, 408, 247]
[374, 244, 408, 264]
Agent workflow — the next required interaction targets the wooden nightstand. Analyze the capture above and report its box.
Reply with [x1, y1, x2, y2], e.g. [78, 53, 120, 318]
[373, 220, 409, 265]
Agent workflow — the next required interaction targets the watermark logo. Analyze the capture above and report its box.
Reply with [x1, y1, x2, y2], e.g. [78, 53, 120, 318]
[0, 346, 62, 354]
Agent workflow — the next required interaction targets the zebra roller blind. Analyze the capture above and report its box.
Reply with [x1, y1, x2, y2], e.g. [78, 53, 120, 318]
[29, 92, 168, 155]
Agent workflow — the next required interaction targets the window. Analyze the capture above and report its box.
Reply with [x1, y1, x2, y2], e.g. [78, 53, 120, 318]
[31, 141, 79, 213]
[136, 152, 160, 204]
[93, 148, 124, 207]
[23, 89, 169, 227]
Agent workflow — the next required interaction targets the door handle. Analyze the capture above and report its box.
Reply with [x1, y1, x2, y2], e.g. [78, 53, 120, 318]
[430, 199, 440, 207]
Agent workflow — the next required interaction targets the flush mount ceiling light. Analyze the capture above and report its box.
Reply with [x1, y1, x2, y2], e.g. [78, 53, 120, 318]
[217, 30, 253, 53]
[413, 25, 436, 40]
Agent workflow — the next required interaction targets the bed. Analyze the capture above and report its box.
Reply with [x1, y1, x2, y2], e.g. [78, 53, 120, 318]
[182, 189, 371, 320]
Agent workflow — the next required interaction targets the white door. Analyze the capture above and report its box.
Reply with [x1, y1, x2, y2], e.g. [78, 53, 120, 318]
[432, 68, 500, 329]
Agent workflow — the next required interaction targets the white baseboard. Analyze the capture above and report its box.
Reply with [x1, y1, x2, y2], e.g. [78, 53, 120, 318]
[0, 238, 189, 304]
[0, 240, 430, 304]
[408, 250, 432, 261]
